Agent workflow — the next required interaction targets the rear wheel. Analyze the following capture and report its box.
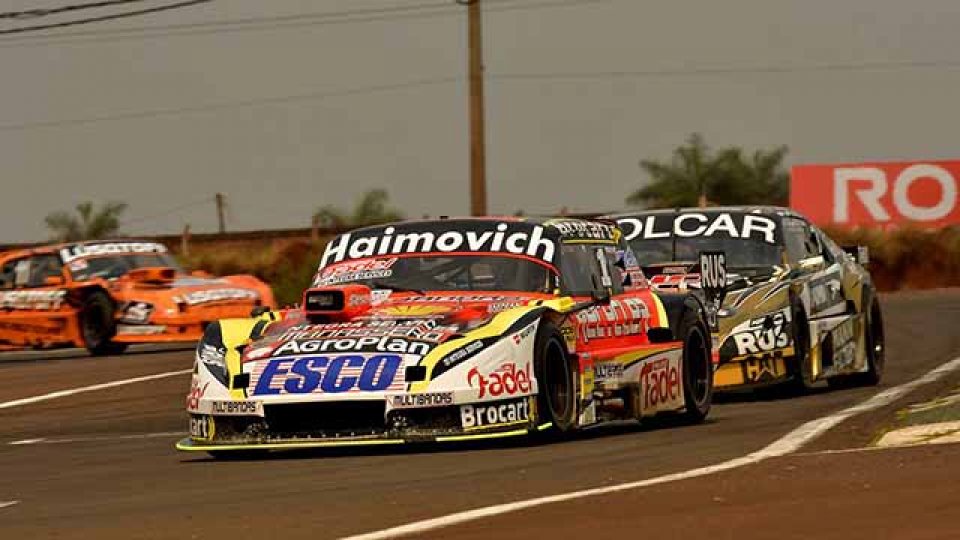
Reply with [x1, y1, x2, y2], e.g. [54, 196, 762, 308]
[677, 308, 712, 423]
[80, 291, 126, 356]
[533, 320, 576, 433]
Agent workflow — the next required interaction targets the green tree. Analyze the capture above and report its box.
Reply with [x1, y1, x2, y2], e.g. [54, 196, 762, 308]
[627, 133, 790, 208]
[44, 201, 128, 242]
[313, 189, 403, 229]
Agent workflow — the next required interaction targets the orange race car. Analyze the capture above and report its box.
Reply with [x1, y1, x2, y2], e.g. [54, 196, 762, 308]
[0, 240, 275, 355]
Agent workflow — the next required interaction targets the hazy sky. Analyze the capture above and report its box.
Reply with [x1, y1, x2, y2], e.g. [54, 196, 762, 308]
[2, 0, 960, 243]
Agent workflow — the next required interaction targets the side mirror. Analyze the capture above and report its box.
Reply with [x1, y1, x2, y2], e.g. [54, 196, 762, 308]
[250, 305, 272, 318]
[590, 288, 611, 304]
[842, 245, 869, 266]
[798, 255, 826, 271]
[589, 274, 611, 304]
[44, 275, 65, 286]
[647, 327, 674, 343]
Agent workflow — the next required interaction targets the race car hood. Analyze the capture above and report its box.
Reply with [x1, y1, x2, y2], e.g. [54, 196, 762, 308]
[113, 274, 263, 305]
[242, 290, 545, 361]
[644, 261, 781, 295]
[213, 290, 551, 404]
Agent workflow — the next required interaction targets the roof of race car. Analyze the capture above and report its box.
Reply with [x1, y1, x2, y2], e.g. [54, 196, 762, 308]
[605, 205, 805, 220]
[319, 216, 620, 268]
[0, 239, 168, 261]
[346, 215, 615, 234]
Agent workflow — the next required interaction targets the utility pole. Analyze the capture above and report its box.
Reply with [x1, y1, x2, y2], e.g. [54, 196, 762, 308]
[459, 0, 487, 216]
[215, 192, 226, 233]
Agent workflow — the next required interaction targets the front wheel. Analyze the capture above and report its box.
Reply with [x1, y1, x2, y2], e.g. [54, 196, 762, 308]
[788, 295, 817, 392]
[80, 291, 126, 356]
[677, 308, 712, 423]
[853, 295, 885, 386]
[533, 320, 577, 433]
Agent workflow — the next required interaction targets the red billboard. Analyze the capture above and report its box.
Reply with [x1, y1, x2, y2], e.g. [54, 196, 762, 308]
[791, 160, 960, 228]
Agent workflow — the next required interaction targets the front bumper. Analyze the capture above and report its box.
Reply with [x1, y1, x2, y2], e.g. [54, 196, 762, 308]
[714, 351, 793, 390]
[177, 395, 541, 452]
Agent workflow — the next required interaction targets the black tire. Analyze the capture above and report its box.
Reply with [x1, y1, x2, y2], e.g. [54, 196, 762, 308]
[852, 294, 885, 386]
[676, 308, 712, 423]
[788, 294, 817, 392]
[533, 320, 577, 433]
[80, 290, 125, 356]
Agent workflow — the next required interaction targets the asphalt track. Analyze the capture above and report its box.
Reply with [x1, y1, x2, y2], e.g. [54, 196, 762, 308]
[1, 290, 959, 539]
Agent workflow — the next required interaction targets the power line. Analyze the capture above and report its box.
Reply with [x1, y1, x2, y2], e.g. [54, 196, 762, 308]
[0, 0, 614, 47]
[120, 196, 213, 227]
[488, 59, 960, 81]
[0, 0, 212, 36]
[0, 0, 151, 20]
[0, 76, 460, 132]
[0, 1, 452, 42]
[2, 57, 959, 133]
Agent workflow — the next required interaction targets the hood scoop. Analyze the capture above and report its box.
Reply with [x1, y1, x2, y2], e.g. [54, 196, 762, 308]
[303, 285, 372, 322]
[125, 266, 177, 285]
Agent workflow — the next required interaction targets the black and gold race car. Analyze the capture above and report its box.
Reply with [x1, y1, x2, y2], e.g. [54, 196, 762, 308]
[608, 207, 884, 391]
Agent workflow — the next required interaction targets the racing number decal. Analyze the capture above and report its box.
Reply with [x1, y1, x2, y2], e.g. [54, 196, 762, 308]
[595, 248, 613, 288]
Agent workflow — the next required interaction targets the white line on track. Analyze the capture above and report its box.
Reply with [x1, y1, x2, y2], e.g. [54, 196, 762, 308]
[343, 355, 960, 540]
[0, 369, 191, 410]
[0, 500, 20, 509]
[7, 432, 184, 446]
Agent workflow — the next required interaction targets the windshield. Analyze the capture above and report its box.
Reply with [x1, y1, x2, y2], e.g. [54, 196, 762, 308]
[629, 237, 782, 270]
[68, 254, 183, 281]
[315, 255, 554, 293]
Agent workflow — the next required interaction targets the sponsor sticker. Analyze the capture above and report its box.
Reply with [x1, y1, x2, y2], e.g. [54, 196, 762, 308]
[211, 400, 262, 416]
[639, 354, 683, 414]
[460, 397, 531, 429]
[320, 222, 556, 267]
[574, 298, 649, 343]
[116, 324, 167, 335]
[250, 354, 404, 396]
[0, 290, 67, 311]
[272, 336, 431, 357]
[594, 362, 625, 382]
[120, 301, 154, 324]
[467, 362, 532, 399]
[173, 288, 259, 306]
[387, 392, 455, 409]
[60, 242, 167, 263]
[185, 380, 209, 412]
[618, 213, 779, 244]
[277, 320, 456, 344]
[189, 414, 214, 441]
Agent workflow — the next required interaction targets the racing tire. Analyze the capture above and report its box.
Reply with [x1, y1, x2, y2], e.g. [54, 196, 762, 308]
[676, 308, 712, 423]
[533, 320, 577, 433]
[851, 295, 885, 386]
[80, 291, 126, 356]
[787, 295, 817, 393]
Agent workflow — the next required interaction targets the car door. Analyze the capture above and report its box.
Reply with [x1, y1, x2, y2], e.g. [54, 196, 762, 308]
[783, 217, 848, 320]
[784, 218, 860, 375]
[0, 253, 73, 347]
[558, 242, 654, 380]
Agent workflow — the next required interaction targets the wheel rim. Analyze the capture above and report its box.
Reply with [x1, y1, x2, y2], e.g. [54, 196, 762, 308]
[686, 327, 710, 405]
[544, 339, 571, 420]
